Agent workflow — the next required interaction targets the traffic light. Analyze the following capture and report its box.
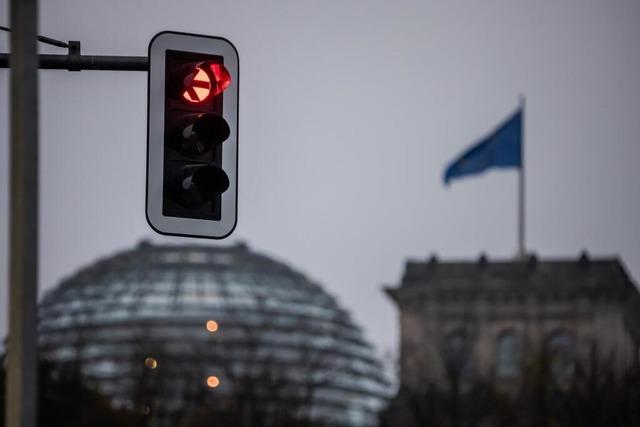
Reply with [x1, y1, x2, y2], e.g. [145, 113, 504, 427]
[147, 32, 238, 239]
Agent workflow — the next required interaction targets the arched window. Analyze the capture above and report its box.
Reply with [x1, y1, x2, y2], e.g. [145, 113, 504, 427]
[548, 332, 575, 384]
[496, 331, 522, 378]
[444, 330, 474, 379]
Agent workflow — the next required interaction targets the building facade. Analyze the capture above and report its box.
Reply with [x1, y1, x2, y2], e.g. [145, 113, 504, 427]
[386, 252, 640, 391]
[38, 241, 389, 427]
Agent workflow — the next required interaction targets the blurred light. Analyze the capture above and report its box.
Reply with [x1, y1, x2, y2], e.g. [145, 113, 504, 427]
[206, 375, 220, 388]
[144, 357, 158, 369]
[143, 406, 151, 415]
[206, 320, 219, 333]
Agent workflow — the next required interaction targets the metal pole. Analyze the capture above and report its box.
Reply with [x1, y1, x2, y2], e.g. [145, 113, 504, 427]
[0, 53, 149, 71]
[6, 0, 39, 426]
[518, 95, 526, 259]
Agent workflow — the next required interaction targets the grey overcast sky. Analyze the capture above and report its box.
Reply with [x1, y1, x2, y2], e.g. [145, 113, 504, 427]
[1, 0, 640, 358]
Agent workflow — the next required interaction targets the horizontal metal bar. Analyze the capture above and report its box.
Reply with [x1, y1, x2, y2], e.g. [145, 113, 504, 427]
[0, 53, 148, 71]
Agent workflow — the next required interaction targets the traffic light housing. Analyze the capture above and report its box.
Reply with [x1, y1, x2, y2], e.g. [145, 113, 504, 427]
[147, 32, 238, 238]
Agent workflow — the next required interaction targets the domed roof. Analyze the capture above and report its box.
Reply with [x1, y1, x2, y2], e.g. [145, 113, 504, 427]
[39, 241, 389, 427]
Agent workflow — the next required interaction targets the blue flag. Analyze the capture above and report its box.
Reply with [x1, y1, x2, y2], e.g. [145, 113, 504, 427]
[444, 109, 522, 185]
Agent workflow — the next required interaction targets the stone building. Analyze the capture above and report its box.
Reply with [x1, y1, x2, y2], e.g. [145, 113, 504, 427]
[385, 252, 640, 391]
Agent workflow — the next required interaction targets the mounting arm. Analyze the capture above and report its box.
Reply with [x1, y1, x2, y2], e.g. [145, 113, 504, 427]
[0, 41, 148, 71]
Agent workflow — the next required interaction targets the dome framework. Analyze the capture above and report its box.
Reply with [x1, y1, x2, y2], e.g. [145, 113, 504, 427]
[39, 242, 389, 427]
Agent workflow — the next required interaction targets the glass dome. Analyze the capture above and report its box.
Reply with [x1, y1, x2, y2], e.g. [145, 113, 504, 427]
[39, 241, 389, 426]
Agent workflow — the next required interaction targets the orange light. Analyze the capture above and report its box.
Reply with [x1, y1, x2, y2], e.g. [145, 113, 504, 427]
[182, 67, 212, 104]
[206, 375, 220, 388]
[144, 357, 158, 369]
[206, 320, 219, 333]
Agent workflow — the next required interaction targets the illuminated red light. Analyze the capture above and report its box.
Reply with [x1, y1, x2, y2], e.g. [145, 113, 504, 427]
[181, 63, 232, 105]
[182, 67, 212, 104]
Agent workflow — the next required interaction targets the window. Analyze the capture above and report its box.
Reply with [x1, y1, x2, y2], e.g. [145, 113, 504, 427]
[187, 251, 207, 263]
[496, 331, 522, 378]
[548, 332, 575, 384]
[444, 330, 474, 379]
[163, 252, 183, 263]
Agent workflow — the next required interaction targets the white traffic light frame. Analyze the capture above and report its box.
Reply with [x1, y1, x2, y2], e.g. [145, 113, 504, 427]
[146, 31, 238, 239]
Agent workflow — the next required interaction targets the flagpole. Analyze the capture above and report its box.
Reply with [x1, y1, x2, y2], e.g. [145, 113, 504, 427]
[518, 95, 526, 259]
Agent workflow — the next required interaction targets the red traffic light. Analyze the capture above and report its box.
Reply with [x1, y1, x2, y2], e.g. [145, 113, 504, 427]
[181, 62, 231, 105]
[147, 32, 239, 239]
[182, 66, 212, 104]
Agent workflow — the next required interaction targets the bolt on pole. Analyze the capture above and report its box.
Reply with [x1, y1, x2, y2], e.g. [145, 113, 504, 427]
[5, 0, 39, 426]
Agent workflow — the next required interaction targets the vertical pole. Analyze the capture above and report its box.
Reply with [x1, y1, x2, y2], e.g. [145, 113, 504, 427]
[6, 0, 39, 425]
[518, 95, 526, 259]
